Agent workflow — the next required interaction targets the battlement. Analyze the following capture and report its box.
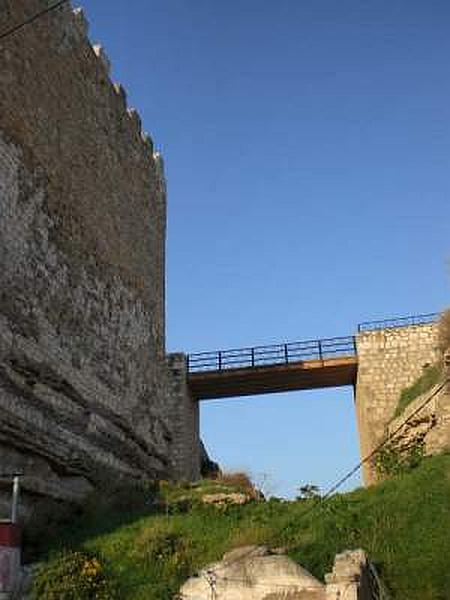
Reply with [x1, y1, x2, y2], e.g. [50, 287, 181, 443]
[74, 4, 160, 171]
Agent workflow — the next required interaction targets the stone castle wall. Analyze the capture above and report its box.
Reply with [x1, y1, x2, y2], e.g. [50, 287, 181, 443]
[356, 323, 440, 484]
[0, 0, 173, 511]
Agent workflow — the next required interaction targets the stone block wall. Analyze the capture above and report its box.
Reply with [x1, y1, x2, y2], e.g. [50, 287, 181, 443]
[325, 549, 373, 600]
[356, 323, 440, 484]
[166, 354, 201, 481]
[0, 0, 173, 512]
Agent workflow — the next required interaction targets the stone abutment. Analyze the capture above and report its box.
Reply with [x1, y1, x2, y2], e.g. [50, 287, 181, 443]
[355, 322, 440, 484]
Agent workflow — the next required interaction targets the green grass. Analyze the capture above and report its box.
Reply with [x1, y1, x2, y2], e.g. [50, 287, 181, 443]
[32, 454, 450, 600]
[394, 364, 442, 418]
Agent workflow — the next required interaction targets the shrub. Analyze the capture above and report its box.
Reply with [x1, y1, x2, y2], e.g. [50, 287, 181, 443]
[131, 522, 194, 599]
[296, 484, 321, 501]
[373, 435, 424, 478]
[216, 471, 256, 495]
[134, 522, 192, 575]
[32, 550, 119, 599]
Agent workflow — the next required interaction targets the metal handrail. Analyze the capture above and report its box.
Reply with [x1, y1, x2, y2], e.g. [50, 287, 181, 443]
[187, 312, 441, 374]
[357, 312, 440, 332]
[188, 336, 357, 373]
[0, 473, 22, 523]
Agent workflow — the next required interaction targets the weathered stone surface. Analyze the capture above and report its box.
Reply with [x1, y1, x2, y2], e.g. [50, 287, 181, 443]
[386, 379, 450, 459]
[202, 492, 251, 506]
[356, 324, 440, 484]
[166, 354, 201, 481]
[180, 547, 380, 599]
[0, 0, 172, 510]
[179, 546, 326, 600]
[325, 549, 372, 600]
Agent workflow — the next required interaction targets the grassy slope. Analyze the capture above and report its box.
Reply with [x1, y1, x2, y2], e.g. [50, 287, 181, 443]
[35, 453, 450, 599]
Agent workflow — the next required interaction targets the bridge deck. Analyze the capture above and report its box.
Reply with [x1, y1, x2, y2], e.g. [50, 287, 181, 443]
[189, 355, 358, 400]
[186, 314, 439, 400]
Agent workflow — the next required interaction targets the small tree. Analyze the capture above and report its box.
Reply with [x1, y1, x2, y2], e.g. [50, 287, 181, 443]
[296, 484, 320, 501]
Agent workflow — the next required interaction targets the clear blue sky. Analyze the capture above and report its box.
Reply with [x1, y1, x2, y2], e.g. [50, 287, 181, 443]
[82, 0, 450, 497]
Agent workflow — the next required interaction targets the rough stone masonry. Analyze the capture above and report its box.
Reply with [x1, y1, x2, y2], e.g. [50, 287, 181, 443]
[0, 0, 177, 513]
[356, 323, 440, 484]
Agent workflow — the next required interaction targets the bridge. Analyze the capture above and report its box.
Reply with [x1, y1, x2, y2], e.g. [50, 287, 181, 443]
[187, 313, 439, 400]
[188, 336, 358, 399]
[168, 312, 440, 484]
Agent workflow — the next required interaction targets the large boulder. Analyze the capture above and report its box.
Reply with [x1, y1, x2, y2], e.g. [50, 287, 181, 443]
[179, 546, 326, 599]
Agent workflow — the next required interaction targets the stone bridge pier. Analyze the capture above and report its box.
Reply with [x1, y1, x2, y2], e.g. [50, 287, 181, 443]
[166, 353, 201, 481]
[355, 322, 439, 484]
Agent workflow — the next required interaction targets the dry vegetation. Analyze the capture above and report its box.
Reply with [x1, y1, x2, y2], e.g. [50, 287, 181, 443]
[438, 309, 450, 356]
[214, 471, 261, 498]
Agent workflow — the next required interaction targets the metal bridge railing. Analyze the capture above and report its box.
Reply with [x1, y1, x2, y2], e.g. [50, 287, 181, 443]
[188, 312, 440, 374]
[187, 336, 357, 373]
[357, 312, 440, 332]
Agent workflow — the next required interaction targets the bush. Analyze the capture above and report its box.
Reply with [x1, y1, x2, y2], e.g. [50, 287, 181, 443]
[32, 550, 120, 599]
[135, 522, 194, 575]
[296, 484, 321, 501]
[132, 522, 193, 597]
[373, 436, 424, 478]
[216, 471, 256, 495]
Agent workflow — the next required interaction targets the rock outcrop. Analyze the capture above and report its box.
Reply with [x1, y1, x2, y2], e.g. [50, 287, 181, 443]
[179, 546, 326, 600]
[201, 492, 251, 507]
[179, 546, 379, 600]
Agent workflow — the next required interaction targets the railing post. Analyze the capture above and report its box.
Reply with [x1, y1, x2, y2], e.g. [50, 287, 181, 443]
[318, 340, 323, 361]
[251, 348, 255, 367]
[11, 475, 20, 524]
[352, 336, 357, 354]
[284, 344, 289, 364]
[218, 351, 222, 371]
[186, 354, 190, 372]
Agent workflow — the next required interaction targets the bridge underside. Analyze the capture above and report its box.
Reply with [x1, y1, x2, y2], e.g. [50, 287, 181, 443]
[188, 356, 358, 400]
